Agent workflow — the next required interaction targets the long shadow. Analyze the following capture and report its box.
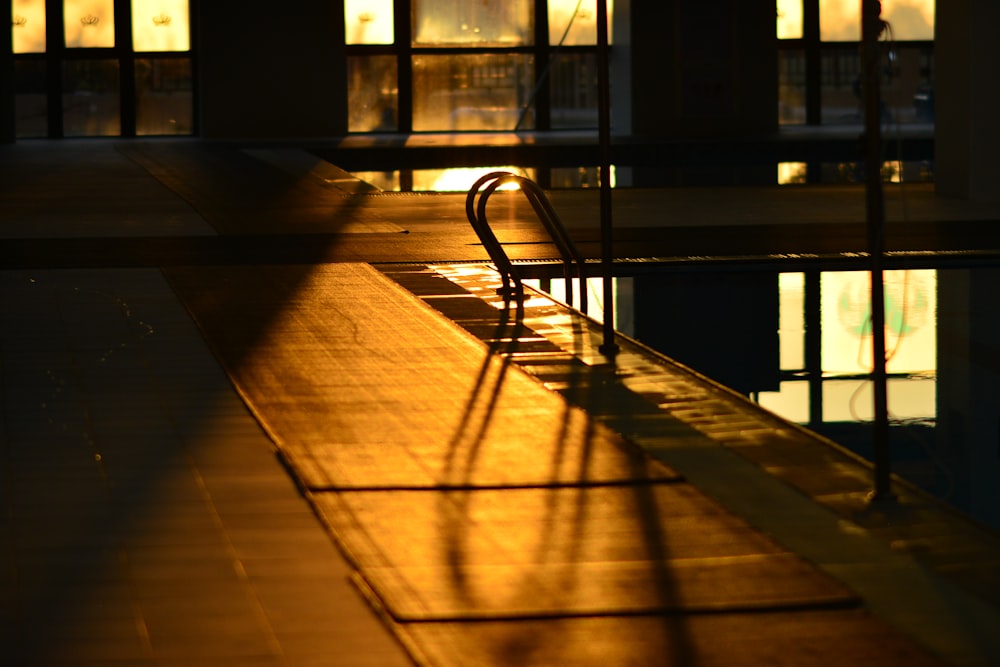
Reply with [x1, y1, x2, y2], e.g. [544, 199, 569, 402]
[421, 268, 696, 664]
[438, 298, 523, 605]
[1, 141, 404, 663]
[551, 299, 697, 665]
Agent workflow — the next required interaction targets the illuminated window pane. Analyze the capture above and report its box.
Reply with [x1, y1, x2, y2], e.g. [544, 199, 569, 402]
[550, 52, 598, 129]
[778, 49, 806, 124]
[819, 0, 859, 41]
[132, 1, 190, 52]
[819, 48, 861, 124]
[14, 61, 47, 137]
[412, 166, 535, 192]
[413, 54, 533, 131]
[64, 0, 115, 48]
[820, 0, 934, 42]
[12, 0, 46, 53]
[883, 1, 934, 41]
[135, 58, 192, 135]
[777, 162, 807, 184]
[777, 0, 802, 39]
[883, 45, 934, 124]
[345, 0, 394, 44]
[819, 44, 933, 126]
[548, 0, 614, 46]
[63, 59, 120, 136]
[348, 56, 398, 132]
[413, 0, 532, 46]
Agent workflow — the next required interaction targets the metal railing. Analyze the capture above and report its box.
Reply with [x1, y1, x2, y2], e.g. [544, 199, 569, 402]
[465, 171, 589, 315]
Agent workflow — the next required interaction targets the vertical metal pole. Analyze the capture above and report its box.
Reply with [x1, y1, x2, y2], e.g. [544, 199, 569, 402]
[862, 0, 893, 502]
[596, 0, 618, 358]
[805, 271, 823, 428]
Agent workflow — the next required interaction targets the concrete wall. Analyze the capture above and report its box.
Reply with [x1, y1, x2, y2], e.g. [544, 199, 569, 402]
[627, 0, 777, 185]
[197, 1, 348, 139]
[934, 0, 1000, 201]
[629, 0, 777, 139]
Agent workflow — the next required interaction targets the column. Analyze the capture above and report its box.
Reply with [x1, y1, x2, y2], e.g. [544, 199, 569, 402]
[934, 0, 1000, 201]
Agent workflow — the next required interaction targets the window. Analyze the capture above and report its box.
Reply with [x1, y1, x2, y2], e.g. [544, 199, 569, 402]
[10, 0, 194, 138]
[345, 0, 614, 133]
[777, 0, 935, 127]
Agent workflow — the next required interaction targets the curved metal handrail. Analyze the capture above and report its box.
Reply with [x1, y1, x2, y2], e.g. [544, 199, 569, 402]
[466, 172, 589, 315]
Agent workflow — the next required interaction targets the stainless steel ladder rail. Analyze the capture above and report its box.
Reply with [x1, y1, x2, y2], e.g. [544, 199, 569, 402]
[466, 171, 589, 315]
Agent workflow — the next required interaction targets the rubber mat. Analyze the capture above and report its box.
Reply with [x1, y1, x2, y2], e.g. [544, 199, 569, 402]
[164, 261, 953, 666]
[164, 263, 681, 490]
[311, 485, 860, 622]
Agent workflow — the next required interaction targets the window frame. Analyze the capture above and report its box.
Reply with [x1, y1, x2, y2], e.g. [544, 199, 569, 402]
[778, 0, 934, 127]
[11, 0, 197, 138]
[346, 0, 606, 134]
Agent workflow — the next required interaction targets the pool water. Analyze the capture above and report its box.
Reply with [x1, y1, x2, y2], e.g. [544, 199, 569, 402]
[530, 267, 1000, 531]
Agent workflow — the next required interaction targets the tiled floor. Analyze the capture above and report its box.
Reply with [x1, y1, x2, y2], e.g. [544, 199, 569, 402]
[1, 268, 413, 666]
[4, 140, 1000, 667]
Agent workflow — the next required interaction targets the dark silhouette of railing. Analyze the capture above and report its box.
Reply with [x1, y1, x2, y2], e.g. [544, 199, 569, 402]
[466, 171, 589, 315]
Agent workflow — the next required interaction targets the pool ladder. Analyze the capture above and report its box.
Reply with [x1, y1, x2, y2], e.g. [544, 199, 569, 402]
[466, 172, 589, 315]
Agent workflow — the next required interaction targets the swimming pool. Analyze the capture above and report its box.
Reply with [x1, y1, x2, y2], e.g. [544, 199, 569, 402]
[527, 266, 1000, 532]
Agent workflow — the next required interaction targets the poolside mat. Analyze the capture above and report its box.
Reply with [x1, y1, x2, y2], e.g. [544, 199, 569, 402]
[164, 261, 955, 666]
[164, 263, 682, 490]
[311, 485, 861, 622]
[118, 142, 406, 234]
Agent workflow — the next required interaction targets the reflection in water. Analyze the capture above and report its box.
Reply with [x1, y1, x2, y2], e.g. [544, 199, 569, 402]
[758, 269, 937, 431]
[534, 268, 998, 531]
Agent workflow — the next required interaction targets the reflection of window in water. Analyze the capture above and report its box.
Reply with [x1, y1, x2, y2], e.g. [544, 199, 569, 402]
[757, 270, 937, 426]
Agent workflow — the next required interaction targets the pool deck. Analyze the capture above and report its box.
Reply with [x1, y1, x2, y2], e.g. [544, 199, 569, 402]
[3, 139, 1000, 666]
